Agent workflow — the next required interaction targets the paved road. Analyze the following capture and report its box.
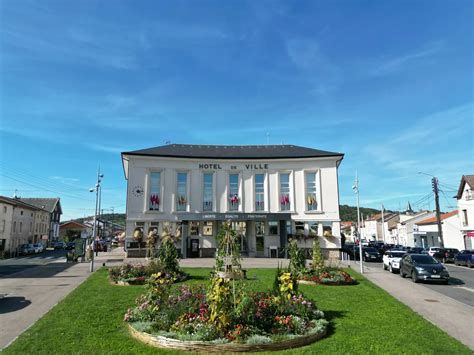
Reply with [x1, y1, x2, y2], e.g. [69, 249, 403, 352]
[361, 261, 474, 307]
[0, 250, 67, 277]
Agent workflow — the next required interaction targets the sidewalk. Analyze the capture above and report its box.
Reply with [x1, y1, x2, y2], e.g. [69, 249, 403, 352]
[0, 248, 125, 350]
[350, 261, 474, 350]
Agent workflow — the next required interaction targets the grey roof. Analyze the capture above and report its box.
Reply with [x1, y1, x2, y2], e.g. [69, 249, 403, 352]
[18, 198, 61, 214]
[456, 175, 474, 199]
[122, 144, 343, 160]
[0, 196, 41, 210]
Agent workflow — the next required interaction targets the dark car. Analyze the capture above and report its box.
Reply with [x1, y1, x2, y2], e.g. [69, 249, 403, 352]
[407, 247, 427, 254]
[65, 242, 75, 250]
[399, 254, 449, 284]
[53, 241, 66, 250]
[433, 248, 459, 263]
[454, 250, 474, 268]
[362, 247, 381, 262]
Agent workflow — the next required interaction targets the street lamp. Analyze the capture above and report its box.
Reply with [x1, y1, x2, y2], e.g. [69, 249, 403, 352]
[353, 173, 364, 274]
[89, 169, 104, 272]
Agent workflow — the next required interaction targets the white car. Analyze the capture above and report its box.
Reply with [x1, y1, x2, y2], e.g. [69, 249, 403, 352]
[428, 247, 441, 256]
[33, 243, 44, 253]
[383, 250, 407, 273]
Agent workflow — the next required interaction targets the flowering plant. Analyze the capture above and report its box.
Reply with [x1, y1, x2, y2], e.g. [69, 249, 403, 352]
[280, 194, 290, 206]
[229, 194, 239, 205]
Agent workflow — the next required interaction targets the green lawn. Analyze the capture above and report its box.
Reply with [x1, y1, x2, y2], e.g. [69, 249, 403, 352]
[4, 267, 471, 354]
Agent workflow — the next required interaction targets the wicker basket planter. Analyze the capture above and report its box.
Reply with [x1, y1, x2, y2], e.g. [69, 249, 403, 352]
[216, 270, 246, 280]
[298, 279, 357, 286]
[110, 280, 146, 286]
[128, 323, 327, 352]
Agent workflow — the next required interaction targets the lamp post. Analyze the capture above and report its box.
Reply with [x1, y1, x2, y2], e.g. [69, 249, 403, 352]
[353, 173, 364, 274]
[89, 168, 104, 272]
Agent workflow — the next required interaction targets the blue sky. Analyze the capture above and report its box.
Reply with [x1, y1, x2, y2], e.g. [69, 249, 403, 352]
[0, 0, 472, 221]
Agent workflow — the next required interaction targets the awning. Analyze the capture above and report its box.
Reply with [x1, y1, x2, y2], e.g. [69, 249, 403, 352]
[175, 212, 292, 222]
[466, 232, 474, 237]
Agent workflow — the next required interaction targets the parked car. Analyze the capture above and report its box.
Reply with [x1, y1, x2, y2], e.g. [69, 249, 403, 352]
[19, 243, 35, 255]
[433, 248, 459, 263]
[65, 242, 76, 250]
[33, 243, 44, 253]
[399, 254, 449, 284]
[383, 250, 406, 273]
[427, 247, 441, 256]
[53, 241, 66, 250]
[407, 247, 427, 254]
[454, 250, 474, 268]
[362, 247, 382, 262]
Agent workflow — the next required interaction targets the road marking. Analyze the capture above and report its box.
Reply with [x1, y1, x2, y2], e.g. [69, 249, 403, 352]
[453, 286, 474, 293]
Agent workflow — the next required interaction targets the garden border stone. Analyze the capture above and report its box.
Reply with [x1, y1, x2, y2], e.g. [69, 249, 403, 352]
[128, 323, 327, 352]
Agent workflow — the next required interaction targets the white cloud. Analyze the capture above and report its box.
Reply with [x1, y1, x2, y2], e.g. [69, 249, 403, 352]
[286, 38, 343, 95]
[370, 41, 444, 77]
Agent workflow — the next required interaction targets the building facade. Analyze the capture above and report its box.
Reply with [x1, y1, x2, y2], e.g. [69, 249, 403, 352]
[0, 196, 51, 256]
[122, 144, 344, 259]
[415, 210, 462, 250]
[456, 175, 474, 249]
[19, 198, 62, 242]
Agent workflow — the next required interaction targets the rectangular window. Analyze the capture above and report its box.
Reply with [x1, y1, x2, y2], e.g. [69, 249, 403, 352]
[3, 206, 6, 213]
[176, 172, 187, 211]
[13, 221, 16, 233]
[20, 222, 22, 233]
[148, 222, 159, 235]
[308, 221, 318, 236]
[280, 173, 291, 211]
[149, 172, 161, 211]
[1, 220, 5, 232]
[190, 222, 200, 236]
[306, 172, 318, 211]
[229, 174, 239, 211]
[203, 221, 213, 236]
[255, 174, 265, 211]
[21, 210, 23, 216]
[463, 210, 468, 226]
[295, 221, 305, 236]
[30, 222, 32, 232]
[203, 173, 213, 211]
[268, 221, 278, 235]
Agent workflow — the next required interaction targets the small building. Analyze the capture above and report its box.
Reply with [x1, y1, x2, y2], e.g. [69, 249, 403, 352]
[456, 175, 474, 249]
[360, 212, 399, 243]
[415, 210, 461, 250]
[122, 144, 344, 260]
[18, 198, 62, 242]
[0, 196, 50, 256]
[393, 210, 436, 247]
[59, 221, 92, 240]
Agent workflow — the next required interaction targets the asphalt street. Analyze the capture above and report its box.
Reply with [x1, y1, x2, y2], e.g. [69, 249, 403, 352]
[0, 250, 67, 277]
[362, 261, 474, 307]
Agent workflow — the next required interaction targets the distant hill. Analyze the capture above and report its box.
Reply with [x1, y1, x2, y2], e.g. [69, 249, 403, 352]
[70, 213, 126, 227]
[339, 205, 382, 223]
[64, 206, 381, 226]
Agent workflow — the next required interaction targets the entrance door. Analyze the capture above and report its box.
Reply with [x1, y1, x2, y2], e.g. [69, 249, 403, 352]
[255, 221, 265, 257]
[231, 222, 247, 256]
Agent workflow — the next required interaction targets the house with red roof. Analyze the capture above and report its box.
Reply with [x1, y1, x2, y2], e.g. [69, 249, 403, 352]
[414, 210, 462, 250]
[456, 175, 474, 249]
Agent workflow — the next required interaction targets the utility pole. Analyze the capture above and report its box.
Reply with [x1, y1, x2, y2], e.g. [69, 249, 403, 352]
[381, 204, 385, 243]
[89, 168, 104, 272]
[353, 173, 363, 274]
[432, 177, 444, 248]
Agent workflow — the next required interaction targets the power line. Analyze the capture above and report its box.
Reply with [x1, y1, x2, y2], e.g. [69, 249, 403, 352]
[0, 163, 92, 194]
[413, 193, 433, 206]
[0, 174, 95, 202]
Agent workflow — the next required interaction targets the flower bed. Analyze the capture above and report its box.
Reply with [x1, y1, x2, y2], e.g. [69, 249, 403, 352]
[299, 268, 357, 286]
[124, 272, 328, 350]
[108, 262, 187, 286]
